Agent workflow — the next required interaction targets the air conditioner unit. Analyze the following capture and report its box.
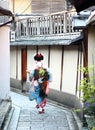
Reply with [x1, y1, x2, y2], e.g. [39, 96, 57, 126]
[10, 31, 15, 42]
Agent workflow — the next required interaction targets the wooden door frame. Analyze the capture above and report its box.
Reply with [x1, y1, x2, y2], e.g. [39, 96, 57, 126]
[21, 47, 27, 82]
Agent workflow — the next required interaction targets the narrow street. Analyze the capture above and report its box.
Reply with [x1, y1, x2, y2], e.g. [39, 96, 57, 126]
[3, 91, 82, 130]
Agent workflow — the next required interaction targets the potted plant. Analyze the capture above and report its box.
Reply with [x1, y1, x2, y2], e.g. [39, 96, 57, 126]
[79, 65, 95, 129]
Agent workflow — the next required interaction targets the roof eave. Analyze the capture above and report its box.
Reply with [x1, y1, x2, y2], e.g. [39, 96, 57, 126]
[69, 0, 95, 12]
[0, 7, 14, 27]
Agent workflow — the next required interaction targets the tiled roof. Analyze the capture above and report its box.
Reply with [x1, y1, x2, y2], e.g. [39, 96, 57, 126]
[86, 10, 95, 25]
[69, 0, 95, 12]
[10, 34, 83, 46]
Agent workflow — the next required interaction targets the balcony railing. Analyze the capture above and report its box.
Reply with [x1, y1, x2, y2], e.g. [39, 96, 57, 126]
[15, 10, 79, 38]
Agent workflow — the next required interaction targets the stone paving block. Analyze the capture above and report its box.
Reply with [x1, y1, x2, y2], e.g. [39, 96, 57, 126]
[30, 124, 44, 129]
[42, 125, 58, 130]
[17, 122, 31, 127]
[30, 126, 44, 130]
[56, 120, 69, 127]
[58, 127, 70, 130]
[20, 109, 36, 115]
[19, 116, 31, 122]
[17, 127, 30, 130]
[42, 117, 54, 122]
[31, 122, 44, 127]
[30, 116, 49, 121]
[44, 121, 58, 126]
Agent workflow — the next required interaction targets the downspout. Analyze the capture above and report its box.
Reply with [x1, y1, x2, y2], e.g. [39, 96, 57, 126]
[78, 29, 88, 69]
[82, 29, 88, 67]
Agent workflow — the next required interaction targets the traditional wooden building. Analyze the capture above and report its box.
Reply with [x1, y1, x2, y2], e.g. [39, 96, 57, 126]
[9, 0, 72, 15]
[68, 0, 95, 119]
[69, 0, 95, 88]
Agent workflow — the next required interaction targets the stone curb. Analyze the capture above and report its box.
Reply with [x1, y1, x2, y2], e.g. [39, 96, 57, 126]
[0, 100, 12, 130]
[2, 107, 15, 130]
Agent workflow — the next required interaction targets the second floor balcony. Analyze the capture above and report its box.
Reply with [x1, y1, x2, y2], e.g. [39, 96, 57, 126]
[11, 10, 83, 43]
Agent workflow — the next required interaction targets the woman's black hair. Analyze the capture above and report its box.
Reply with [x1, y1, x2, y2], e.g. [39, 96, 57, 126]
[34, 53, 44, 61]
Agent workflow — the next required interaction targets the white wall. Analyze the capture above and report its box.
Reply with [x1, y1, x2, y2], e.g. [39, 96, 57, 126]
[50, 46, 62, 90]
[0, 26, 10, 99]
[27, 46, 36, 81]
[10, 44, 81, 96]
[10, 46, 21, 80]
[10, 47, 16, 78]
[62, 45, 78, 94]
[88, 26, 95, 66]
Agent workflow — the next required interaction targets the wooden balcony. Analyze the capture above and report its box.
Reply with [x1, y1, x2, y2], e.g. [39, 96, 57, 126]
[11, 11, 81, 43]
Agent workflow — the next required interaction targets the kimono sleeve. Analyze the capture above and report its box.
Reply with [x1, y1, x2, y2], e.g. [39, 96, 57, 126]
[47, 68, 52, 82]
[29, 70, 35, 81]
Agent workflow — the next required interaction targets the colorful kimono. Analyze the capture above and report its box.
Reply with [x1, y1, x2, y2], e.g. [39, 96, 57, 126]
[29, 67, 51, 113]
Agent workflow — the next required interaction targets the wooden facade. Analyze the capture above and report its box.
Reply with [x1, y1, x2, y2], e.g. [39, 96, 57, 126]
[87, 16, 95, 67]
[9, 0, 69, 15]
[32, 0, 67, 14]
[9, 0, 32, 14]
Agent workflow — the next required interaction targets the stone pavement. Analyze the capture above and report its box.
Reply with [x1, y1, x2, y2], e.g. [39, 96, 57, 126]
[3, 91, 84, 130]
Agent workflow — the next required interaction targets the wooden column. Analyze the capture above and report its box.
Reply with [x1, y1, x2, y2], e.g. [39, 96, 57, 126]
[57, 15, 59, 34]
[26, 19, 29, 36]
[37, 18, 40, 35]
[49, 16, 53, 35]
[32, 20, 33, 35]
[63, 13, 66, 33]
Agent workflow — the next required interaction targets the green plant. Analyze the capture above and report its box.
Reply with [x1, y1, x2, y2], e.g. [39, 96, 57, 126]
[91, 127, 95, 130]
[79, 65, 95, 116]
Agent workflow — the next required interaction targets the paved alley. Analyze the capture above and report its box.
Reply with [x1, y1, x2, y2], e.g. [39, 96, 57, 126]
[4, 91, 83, 130]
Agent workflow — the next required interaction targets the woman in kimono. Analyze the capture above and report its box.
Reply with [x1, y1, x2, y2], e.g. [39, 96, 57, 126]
[28, 53, 52, 114]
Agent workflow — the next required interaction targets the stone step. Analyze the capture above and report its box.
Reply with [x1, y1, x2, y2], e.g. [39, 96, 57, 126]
[2, 107, 15, 130]
[0, 100, 12, 130]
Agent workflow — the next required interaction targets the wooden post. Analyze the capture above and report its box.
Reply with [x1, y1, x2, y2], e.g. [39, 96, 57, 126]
[49, 16, 53, 35]
[63, 13, 66, 33]
[26, 19, 29, 36]
[37, 18, 40, 35]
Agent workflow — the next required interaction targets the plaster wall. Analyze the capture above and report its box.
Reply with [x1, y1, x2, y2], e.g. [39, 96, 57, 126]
[10, 45, 79, 95]
[62, 45, 78, 94]
[88, 26, 95, 66]
[0, 26, 10, 99]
